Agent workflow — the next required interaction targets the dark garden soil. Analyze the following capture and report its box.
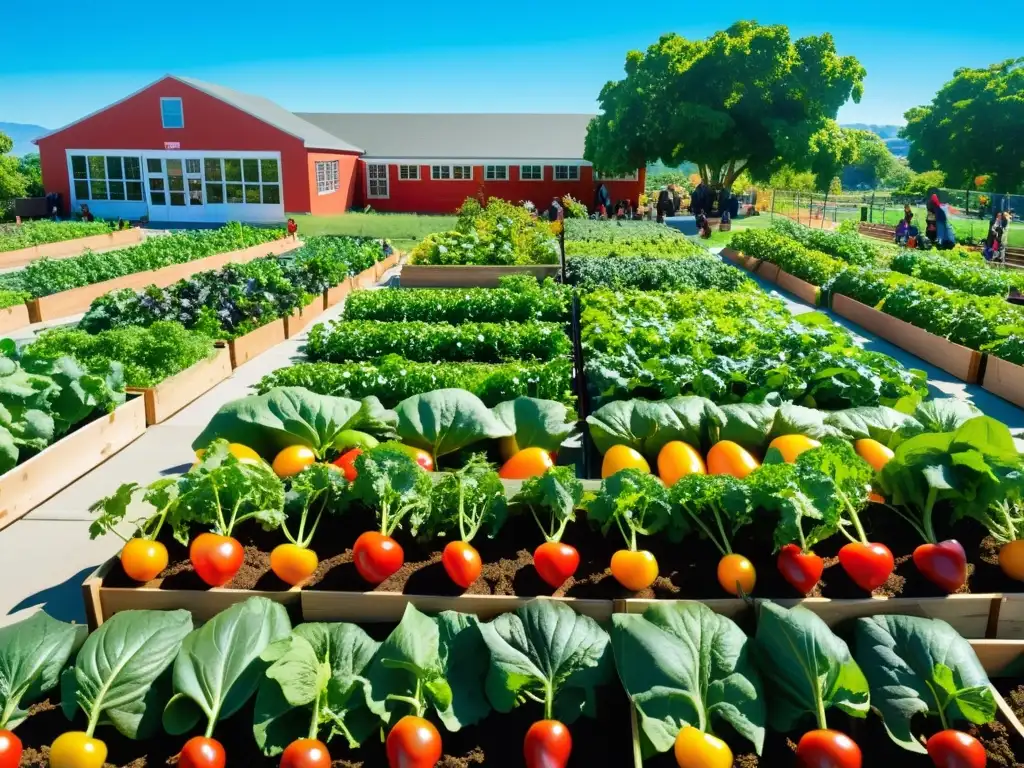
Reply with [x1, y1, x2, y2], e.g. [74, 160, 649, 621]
[102, 498, 1018, 601]
[15, 690, 634, 768]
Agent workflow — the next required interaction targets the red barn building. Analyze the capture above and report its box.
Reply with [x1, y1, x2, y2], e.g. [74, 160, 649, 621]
[35, 75, 644, 223]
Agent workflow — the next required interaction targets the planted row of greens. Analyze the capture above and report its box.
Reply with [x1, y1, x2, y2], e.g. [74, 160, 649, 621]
[0, 218, 116, 253]
[730, 227, 848, 288]
[769, 216, 887, 266]
[0, 596, 1007, 768]
[0, 222, 285, 298]
[563, 220, 707, 259]
[580, 286, 927, 408]
[891, 249, 1023, 297]
[564, 254, 754, 292]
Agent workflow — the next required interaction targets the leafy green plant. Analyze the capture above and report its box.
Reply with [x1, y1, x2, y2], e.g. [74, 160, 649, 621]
[588, 469, 677, 549]
[611, 601, 765, 758]
[395, 389, 512, 461]
[254, 622, 381, 755]
[492, 396, 577, 455]
[256, 357, 575, 409]
[412, 199, 557, 265]
[0, 612, 83, 731]
[891, 250, 1021, 297]
[854, 614, 996, 753]
[770, 217, 884, 266]
[352, 445, 435, 538]
[426, 455, 507, 541]
[0, 289, 29, 309]
[565, 255, 754, 291]
[669, 474, 751, 556]
[305, 319, 570, 364]
[164, 598, 292, 738]
[511, 466, 584, 546]
[282, 235, 381, 294]
[0, 220, 115, 252]
[564, 219, 690, 244]
[731, 227, 846, 288]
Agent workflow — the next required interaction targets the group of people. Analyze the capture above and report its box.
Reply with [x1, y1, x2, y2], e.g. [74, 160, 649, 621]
[893, 194, 1012, 264]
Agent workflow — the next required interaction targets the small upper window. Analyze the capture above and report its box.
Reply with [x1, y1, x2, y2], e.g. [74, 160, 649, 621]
[520, 165, 543, 181]
[161, 97, 184, 129]
[554, 165, 580, 181]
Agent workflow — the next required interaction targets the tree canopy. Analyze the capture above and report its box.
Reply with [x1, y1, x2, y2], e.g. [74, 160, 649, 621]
[584, 21, 866, 191]
[841, 130, 900, 190]
[901, 58, 1024, 192]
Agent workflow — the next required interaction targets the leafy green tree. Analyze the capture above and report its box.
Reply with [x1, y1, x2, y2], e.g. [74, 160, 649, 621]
[0, 132, 30, 203]
[899, 170, 946, 197]
[842, 130, 900, 190]
[901, 58, 1024, 191]
[18, 154, 44, 197]
[585, 22, 865, 191]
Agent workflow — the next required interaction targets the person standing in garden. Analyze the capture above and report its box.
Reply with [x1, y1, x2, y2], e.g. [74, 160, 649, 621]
[986, 211, 1010, 266]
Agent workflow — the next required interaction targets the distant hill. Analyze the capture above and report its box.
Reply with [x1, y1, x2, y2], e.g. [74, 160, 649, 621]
[842, 123, 909, 157]
[0, 122, 49, 156]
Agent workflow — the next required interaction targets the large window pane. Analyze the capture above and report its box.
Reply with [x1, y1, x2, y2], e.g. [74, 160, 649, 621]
[106, 156, 123, 179]
[88, 156, 106, 179]
[170, 192, 186, 206]
[224, 159, 242, 182]
[206, 183, 225, 204]
[71, 156, 88, 179]
[185, 158, 201, 175]
[151, 192, 167, 205]
[90, 180, 108, 200]
[260, 159, 279, 182]
[226, 183, 243, 203]
[243, 159, 259, 182]
[124, 157, 141, 180]
[74, 180, 89, 199]
[204, 158, 223, 181]
[108, 181, 126, 200]
[244, 184, 261, 204]
[262, 184, 280, 205]
[126, 181, 143, 201]
[147, 158, 162, 174]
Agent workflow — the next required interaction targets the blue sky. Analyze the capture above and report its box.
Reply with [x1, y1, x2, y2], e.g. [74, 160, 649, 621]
[2, 1, 1021, 129]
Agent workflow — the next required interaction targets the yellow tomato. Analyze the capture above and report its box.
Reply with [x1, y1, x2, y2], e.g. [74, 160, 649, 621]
[49, 732, 107, 768]
[195, 443, 263, 462]
[768, 434, 821, 463]
[717, 553, 756, 596]
[602, 445, 650, 479]
[120, 539, 168, 583]
[657, 441, 706, 487]
[854, 438, 895, 472]
[498, 447, 555, 480]
[610, 549, 659, 591]
[999, 540, 1024, 582]
[706, 441, 759, 479]
[270, 543, 319, 586]
[272, 445, 317, 478]
[674, 726, 733, 768]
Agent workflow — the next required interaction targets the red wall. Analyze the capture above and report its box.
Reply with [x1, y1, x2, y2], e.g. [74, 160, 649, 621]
[36, 77, 312, 214]
[354, 163, 645, 214]
[305, 151, 360, 215]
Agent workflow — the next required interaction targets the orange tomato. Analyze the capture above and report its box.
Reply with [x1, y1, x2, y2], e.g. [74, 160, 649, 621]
[272, 445, 317, 478]
[610, 549, 659, 591]
[867, 491, 886, 504]
[767, 434, 821, 463]
[999, 540, 1024, 582]
[717, 553, 756, 596]
[854, 439, 895, 472]
[657, 441, 706, 487]
[706, 441, 759, 479]
[195, 443, 262, 462]
[270, 543, 319, 586]
[119, 539, 168, 583]
[499, 447, 554, 480]
[601, 445, 650, 479]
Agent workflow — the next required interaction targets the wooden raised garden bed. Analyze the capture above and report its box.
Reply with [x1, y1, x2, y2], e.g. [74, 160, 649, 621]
[831, 293, 983, 382]
[324, 278, 353, 308]
[756, 261, 782, 283]
[225, 318, 287, 368]
[399, 264, 560, 288]
[0, 302, 30, 335]
[126, 347, 232, 425]
[26, 235, 300, 323]
[0, 396, 146, 532]
[721, 246, 761, 272]
[776, 268, 822, 305]
[0, 227, 144, 270]
[982, 355, 1024, 409]
[283, 296, 325, 338]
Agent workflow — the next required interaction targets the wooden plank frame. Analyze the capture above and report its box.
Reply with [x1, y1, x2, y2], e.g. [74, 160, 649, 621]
[226, 318, 287, 368]
[0, 397, 146, 531]
[0, 227, 144, 270]
[26, 235, 300, 323]
[831, 294, 983, 382]
[0, 303, 30, 335]
[284, 296, 326, 338]
[775, 269, 822, 305]
[399, 264, 560, 288]
[982, 355, 1024, 409]
[720, 246, 761, 272]
[126, 347, 232, 425]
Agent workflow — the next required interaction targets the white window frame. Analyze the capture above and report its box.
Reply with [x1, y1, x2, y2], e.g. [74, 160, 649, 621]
[398, 165, 420, 180]
[68, 153, 145, 203]
[315, 160, 339, 195]
[366, 163, 389, 199]
[160, 97, 184, 129]
[554, 165, 580, 181]
[520, 165, 543, 181]
[432, 165, 473, 181]
[595, 169, 639, 181]
[485, 165, 508, 181]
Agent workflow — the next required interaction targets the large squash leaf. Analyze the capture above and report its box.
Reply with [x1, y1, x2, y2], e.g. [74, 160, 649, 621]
[396, 389, 511, 459]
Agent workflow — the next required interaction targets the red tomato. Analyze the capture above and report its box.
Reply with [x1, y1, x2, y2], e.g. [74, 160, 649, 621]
[926, 730, 986, 768]
[777, 544, 825, 594]
[524, 720, 572, 768]
[837, 541, 894, 592]
[386, 715, 442, 768]
[499, 447, 555, 480]
[189, 533, 244, 588]
[332, 448, 362, 481]
[795, 729, 862, 768]
[393, 444, 435, 472]
[442, 541, 483, 589]
[280, 738, 331, 768]
[353, 531, 404, 584]
[913, 539, 968, 593]
[533, 541, 580, 589]
[0, 729, 22, 768]
[179, 736, 226, 768]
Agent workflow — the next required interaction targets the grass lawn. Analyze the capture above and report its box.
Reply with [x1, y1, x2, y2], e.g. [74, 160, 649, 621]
[701, 214, 775, 247]
[287, 212, 458, 250]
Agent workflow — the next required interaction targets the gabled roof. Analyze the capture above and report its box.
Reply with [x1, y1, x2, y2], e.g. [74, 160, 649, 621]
[34, 75, 363, 153]
[297, 113, 594, 160]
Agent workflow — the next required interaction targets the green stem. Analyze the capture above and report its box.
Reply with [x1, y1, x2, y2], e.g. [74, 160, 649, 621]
[922, 488, 938, 544]
[225, 498, 242, 538]
[885, 502, 930, 543]
[683, 505, 727, 557]
[85, 706, 101, 739]
[545, 683, 554, 721]
[529, 504, 548, 541]
[458, 481, 468, 543]
[837, 488, 868, 544]
[386, 694, 423, 717]
[211, 480, 226, 534]
[309, 687, 323, 740]
[551, 514, 571, 544]
[814, 688, 827, 731]
[380, 500, 391, 537]
[146, 501, 173, 542]
[711, 503, 733, 555]
[204, 711, 217, 739]
[300, 508, 325, 549]
[836, 522, 859, 545]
